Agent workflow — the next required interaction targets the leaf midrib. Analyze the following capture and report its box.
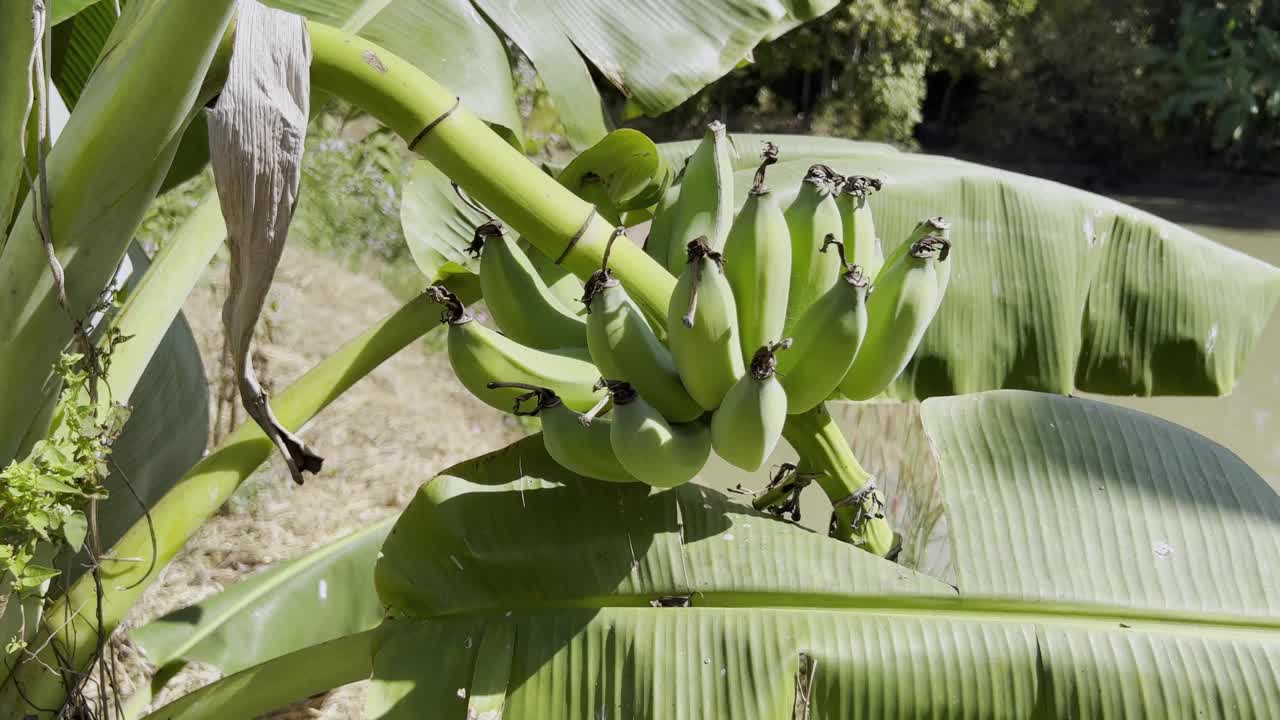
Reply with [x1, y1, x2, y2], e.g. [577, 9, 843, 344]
[406, 593, 1280, 637]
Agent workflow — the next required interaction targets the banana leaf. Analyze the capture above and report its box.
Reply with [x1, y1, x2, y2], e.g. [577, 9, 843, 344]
[0, 0, 234, 466]
[0, 0, 35, 233]
[53, 0, 838, 148]
[360, 392, 1279, 718]
[129, 516, 392, 677]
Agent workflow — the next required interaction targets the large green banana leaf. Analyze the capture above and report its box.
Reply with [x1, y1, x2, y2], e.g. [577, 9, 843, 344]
[129, 516, 392, 676]
[0, 0, 233, 466]
[51, 0, 836, 149]
[48, 243, 210, 587]
[362, 392, 1279, 718]
[0, 0, 35, 233]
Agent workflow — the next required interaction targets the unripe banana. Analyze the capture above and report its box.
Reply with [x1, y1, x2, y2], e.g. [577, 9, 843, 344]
[667, 238, 746, 410]
[665, 121, 734, 273]
[521, 236, 586, 315]
[427, 285, 602, 413]
[784, 164, 844, 331]
[839, 233, 952, 401]
[643, 174, 683, 269]
[475, 222, 587, 349]
[711, 340, 791, 471]
[880, 216, 949, 282]
[777, 238, 870, 414]
[583, 229, 703, 422]
[487, 382, 636, 484]
[606, 381, 711, 488]
[724, 143, 792, 361]
[835, 175, 885, 280]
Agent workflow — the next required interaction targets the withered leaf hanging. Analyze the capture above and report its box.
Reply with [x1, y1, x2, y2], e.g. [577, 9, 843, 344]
[208, 0, 319, 484]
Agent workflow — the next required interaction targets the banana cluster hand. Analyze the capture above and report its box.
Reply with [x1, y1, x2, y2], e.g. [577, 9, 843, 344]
[428, 125, 952, 491]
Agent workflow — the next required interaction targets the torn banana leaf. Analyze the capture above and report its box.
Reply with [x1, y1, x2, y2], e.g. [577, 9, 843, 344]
[209, 0, 319, 484]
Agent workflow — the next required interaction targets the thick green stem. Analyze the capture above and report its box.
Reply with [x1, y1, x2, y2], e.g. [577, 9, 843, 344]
[305, 22, 675, 321]
[3, 284, 469, 716]
[782, 404, 894, 556]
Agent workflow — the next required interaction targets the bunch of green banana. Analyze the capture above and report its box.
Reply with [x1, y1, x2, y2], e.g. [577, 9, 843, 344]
[583, 228, 703, 422]
[835, 175, 885, 280]
[784, 164, 844, 331]
[839, 229, 952, 400]
[724, 143, 791, 361]
[712, 340, 791, 471]
[473, 221, 587, 349]
[667, 237, 746, 410]
[604, 381, 710, 488]
[426, 285, 601, 413]
[487, 382, 635, 484]
[664, 121, 734, 273]
[431, 127, 953, 519]
[777, 237, 871, 414]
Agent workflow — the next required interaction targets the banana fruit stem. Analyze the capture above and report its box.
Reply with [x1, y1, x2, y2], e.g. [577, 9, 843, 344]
[302, 23, 674, 321]
[781, 404, 894, 556]
[227, 23, 890, 553]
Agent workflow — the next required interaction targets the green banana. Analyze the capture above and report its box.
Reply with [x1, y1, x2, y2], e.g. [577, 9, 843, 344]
[606, 381, 711, 488]
[777, 238, 871, 414]
[521, 236, 586, 315]
[487, 382, 636, 484]
[880, 215, 949, 281]
[475, 221, 587, 349]
[667, 237, 746, 410]
[665, 121, 734, 273]
[643, 169, 683, 269]
[784, 164, 844, 331]
[711, 340, 791, 471]
[583, 229, 703, 422]
[839, 232, 952, 401]
[724, 143, 792, 361]
[427, 285, 602, 413]
[835, 175, 885, 280]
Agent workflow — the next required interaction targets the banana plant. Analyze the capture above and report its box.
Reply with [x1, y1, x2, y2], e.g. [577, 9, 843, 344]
[1, 0, 1278, 718]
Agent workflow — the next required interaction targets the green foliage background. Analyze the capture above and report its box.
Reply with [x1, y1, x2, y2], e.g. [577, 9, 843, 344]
[634, 0, 1279, 174]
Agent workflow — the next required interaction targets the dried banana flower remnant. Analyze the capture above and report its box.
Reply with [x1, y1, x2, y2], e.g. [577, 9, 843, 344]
[209, 0, 319, 484]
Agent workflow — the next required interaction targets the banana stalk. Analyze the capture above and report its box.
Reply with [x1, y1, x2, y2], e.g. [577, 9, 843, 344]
[782, 405, 894, 555]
